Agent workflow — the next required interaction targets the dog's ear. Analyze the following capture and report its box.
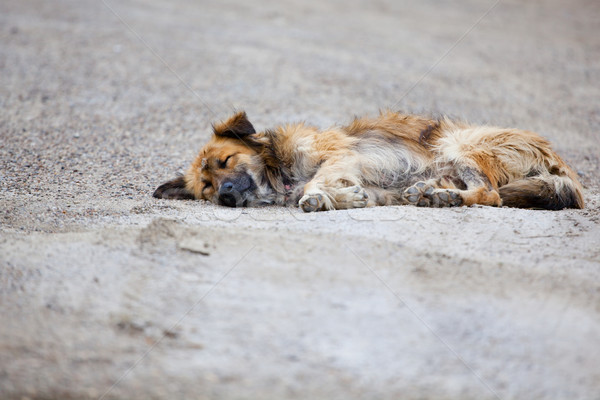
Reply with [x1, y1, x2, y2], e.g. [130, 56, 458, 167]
[153, 176, 195, 200]
[213, 111, 256, 139]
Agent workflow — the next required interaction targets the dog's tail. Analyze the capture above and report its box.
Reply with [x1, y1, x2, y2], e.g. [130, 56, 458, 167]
[498, 173, 584, 210]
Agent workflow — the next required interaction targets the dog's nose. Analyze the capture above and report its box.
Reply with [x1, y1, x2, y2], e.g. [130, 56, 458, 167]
[221, 181, 234, 193]
[218, 181, 238, 207]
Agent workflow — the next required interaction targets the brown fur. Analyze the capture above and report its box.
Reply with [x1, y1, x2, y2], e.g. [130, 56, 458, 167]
[153, 111, 584, 211]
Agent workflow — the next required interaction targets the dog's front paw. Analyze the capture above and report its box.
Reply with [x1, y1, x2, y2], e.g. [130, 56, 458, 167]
[299, 192, 325, 212]
[334, 185, 369, 209]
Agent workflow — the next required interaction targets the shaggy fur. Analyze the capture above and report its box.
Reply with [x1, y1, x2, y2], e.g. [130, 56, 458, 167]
[153, 111, 584, 211]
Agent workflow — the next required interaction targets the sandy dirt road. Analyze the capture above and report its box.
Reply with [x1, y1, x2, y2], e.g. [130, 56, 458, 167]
[1, 0, 600, 399]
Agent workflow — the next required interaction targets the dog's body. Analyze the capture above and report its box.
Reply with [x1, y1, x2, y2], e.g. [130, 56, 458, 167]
[154, 111, 584, 211]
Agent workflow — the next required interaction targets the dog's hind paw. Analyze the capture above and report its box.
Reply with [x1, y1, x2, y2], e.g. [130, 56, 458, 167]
[403, 181, 462, 207]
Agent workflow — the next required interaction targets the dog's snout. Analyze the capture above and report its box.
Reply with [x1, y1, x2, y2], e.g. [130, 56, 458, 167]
[219, 193, 237, 207]
[216, 174, 256, 207]
[218, 181, 238, 207]
[221, 181, 234, 193]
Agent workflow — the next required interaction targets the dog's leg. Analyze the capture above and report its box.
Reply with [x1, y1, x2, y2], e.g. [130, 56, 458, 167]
[403, 166, 501, 208]
[299, 155, 372, 212]
[454, 165, 502, 206]
[300, 181, 370, 212]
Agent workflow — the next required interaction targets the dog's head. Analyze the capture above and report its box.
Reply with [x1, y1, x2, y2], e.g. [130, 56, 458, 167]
[153, 112, 281, 207]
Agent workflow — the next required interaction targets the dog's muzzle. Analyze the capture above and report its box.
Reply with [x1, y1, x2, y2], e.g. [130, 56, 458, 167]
[218, 181, 241, 207]
[217, 173, 255, 207]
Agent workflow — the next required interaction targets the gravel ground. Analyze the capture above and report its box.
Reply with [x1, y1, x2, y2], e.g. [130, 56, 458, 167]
[1, 0, 600, 399]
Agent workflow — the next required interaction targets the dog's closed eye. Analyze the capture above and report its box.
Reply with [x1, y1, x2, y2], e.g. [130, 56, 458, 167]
[219, 155, 233, 168]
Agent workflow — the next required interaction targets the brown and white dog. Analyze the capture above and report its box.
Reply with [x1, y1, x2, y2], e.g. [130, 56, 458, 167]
[153, 111, 584, 211]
